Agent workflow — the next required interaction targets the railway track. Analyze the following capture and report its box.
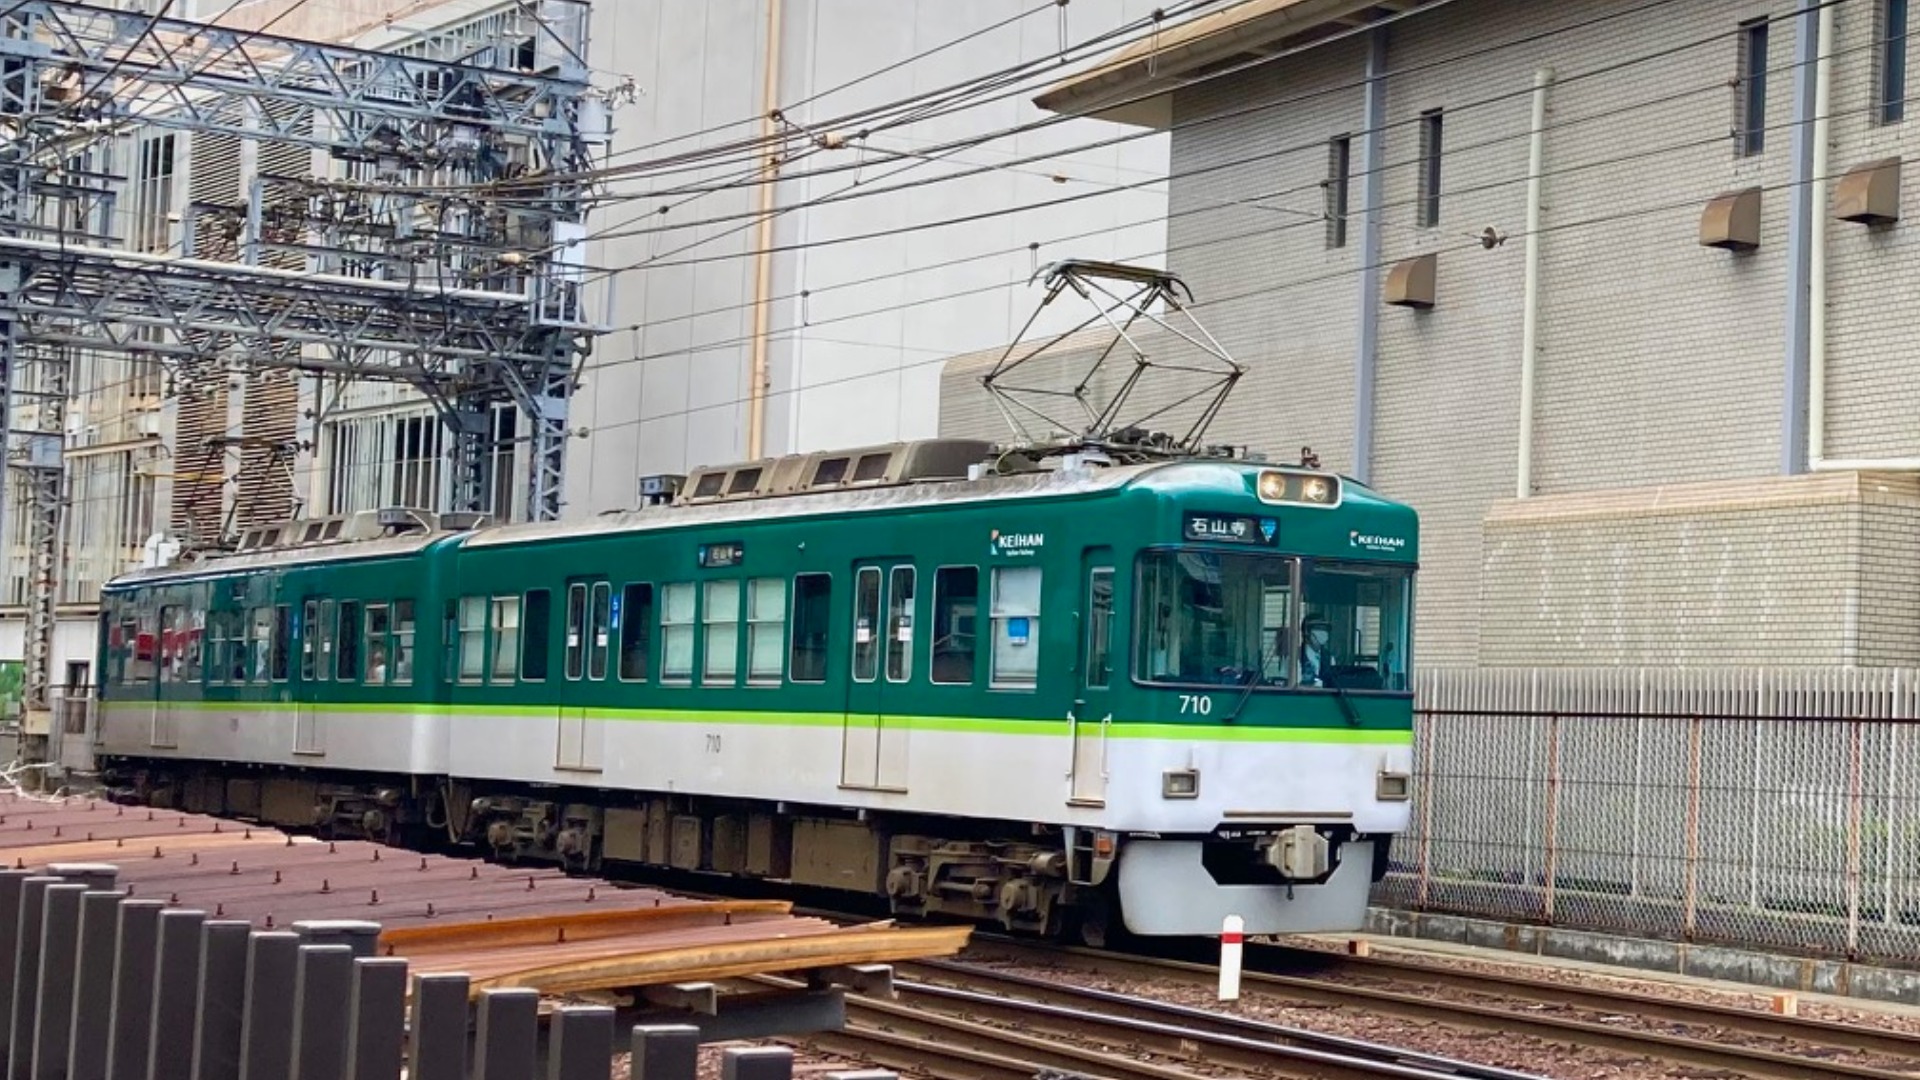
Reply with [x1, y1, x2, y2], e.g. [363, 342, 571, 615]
[956, 937, 1920, 1080]
[757, 967, 1547, 1080]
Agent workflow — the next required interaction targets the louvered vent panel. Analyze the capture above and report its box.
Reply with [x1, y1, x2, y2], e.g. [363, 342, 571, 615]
[186, 121, 244, 263]
[256, 102, 313, 272]
[170, 378, 228, 545]
[235, 370, 298, 528]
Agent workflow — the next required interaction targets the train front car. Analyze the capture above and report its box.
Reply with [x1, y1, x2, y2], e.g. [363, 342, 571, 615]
[1096, 462, 1417, 938]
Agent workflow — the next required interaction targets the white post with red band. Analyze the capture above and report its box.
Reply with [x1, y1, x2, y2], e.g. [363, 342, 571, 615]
[1218, 914, 1244, 1001]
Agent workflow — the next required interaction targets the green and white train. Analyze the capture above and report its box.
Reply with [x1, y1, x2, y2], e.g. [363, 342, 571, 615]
[94, 436, 1419, 941]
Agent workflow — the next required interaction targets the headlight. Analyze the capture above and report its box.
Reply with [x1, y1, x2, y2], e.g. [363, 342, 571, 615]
[1376, 770, 1411, 801]
[1162, 768, 1200, 798]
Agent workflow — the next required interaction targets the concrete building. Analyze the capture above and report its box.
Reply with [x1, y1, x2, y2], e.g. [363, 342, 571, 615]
[941, 0, 1920, 670]
[564, 0, 1172, 514]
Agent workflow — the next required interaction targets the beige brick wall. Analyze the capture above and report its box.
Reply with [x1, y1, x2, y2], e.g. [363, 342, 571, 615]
[1478, 472, 1920, 666]
[939, 0, 1920, 668]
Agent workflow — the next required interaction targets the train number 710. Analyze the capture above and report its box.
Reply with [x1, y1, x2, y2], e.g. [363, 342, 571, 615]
[1179, 694, 1213, 716]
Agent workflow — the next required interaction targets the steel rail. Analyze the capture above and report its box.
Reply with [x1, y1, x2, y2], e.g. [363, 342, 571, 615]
[1255, 941, 1920, 1061]
[962, 940, 1920, 1080]
[896, 959, 1538, 1080]
[756, 970, 1545, 1080]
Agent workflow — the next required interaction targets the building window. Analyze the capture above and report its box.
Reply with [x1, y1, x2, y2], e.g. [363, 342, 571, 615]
[990, 566, 1042, 689]
[1880, 0, 1909, 124]
[747, 577, 785, 685]
[1737, 18, 1769, 155]
[1326, 134, 1352, 248]
[1416, 110, 1443, 227]
[702, 580, 739, 684]
[132, 134, 176, 254]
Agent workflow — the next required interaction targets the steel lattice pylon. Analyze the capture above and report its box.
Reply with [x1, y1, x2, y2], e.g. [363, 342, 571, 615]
[0, 0, 603, 740]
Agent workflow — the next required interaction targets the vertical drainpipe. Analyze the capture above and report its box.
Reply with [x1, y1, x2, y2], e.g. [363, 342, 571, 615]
[1515, 68, 1553, 499]
[1780, 0, 1822, 475]
[1352, 27, 1387, 486]
[1808, 0, 1834, 468]
[747, 0, 784, 461]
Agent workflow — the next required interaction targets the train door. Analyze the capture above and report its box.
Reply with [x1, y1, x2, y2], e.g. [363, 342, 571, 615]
[556, 579, 608, 772]
[1068, 549, 1115, 806]
[294, 597, 331, 756]
[841, 561, 913, 791]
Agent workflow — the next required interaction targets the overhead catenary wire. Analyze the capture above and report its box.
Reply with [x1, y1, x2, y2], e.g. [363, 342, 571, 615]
[555, 0, 1727, 284]
[572, 0, 1853, 290]
[567, 68, 1897, 436]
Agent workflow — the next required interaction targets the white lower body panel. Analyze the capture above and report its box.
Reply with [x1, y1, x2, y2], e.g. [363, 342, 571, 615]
[1115, 838, 1378, 936]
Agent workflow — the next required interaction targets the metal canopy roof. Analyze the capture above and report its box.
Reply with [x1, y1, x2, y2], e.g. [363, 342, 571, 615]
[1033, 0, 1426, 129]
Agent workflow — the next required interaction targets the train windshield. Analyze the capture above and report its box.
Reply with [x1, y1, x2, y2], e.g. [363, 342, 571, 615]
[1134, 549, 1413, 693]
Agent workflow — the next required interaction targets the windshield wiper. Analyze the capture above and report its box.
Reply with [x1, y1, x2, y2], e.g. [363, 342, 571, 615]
[1221, 639, 1278, 724]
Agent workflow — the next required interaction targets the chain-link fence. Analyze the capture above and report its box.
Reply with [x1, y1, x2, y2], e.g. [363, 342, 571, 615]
[1378, 668, 1920, 964]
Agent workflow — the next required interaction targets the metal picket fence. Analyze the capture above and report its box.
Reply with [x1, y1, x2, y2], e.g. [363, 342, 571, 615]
[1380, 667, 1920, 965]
[0, 862, 895, 1080]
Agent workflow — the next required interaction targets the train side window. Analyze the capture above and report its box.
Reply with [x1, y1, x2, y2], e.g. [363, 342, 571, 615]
[885, 567, 915, 683]
[661, 582, 695, 683]
[392, 600, 416, 685]
[747, 577, 785, 686]
[852, 567, 881, 683]
[456, 596, 486, 684]
[1086, 568, 1114, 690]
[185, 608, 205, 684]
[789, 574, 831, 684]
[248, 607, 272, 683]
[270, 605, 291, 682]
[930, 567, 977, 685]
[201, 612, 222, 686]
[989, 566, 1042, 689]
[589, 582, 611, 681]
[158, 606, 180, 684]
[564, 583, 587, 680]
[522, 590, 552, 681]
[617, 583, 652, 682]
[337, 602, 361, 681]
[301, 601, 319, 680]
[315, 600, 334, 682]
[490, 596, 521, 684]
[127, 616, 153, 685]
[365, 603, 391, 685]
[703, 580, 740, 685]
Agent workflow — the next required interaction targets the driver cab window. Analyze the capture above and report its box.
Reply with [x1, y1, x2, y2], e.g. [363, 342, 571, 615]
[1135, 550, 1295, 688]
[1299, 562, 1412, 691]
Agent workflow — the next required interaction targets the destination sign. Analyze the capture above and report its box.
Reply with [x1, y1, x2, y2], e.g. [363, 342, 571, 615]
[698, 541, 745, 568]
[1183, 512, 1279, 546]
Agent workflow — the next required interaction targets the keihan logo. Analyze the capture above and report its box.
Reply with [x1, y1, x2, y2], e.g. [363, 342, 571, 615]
[990, 529, 1045, 556]
[1350, 530, 1406, 552]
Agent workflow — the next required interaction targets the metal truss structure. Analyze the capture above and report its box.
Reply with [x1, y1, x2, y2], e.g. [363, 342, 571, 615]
[0, 0, 603, 739]
[979, 259, 1245, 462]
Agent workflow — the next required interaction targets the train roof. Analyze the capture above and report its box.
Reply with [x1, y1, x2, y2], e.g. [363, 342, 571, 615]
[104, 438, 1413, 587]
